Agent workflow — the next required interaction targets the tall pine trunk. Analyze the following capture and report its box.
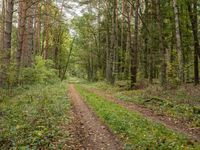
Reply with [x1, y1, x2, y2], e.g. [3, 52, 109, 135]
[173, 0, 185, 83]
[143, 0, 149, 79]
[34, 2, 41, 55]
[110, 0, 118, 84]
[105, 1, 112, 83]
[16, 0, 26, 80]
[124, 3, 132, 80]
[156, 0, 167, 86]
[130, 0, 139, 88]
[22, 1, 34, 67]
[1, 0, 5, 50]
[43, 0, 51, 59]
[188, 0, 199, 85]
[0, 0, 14, 87]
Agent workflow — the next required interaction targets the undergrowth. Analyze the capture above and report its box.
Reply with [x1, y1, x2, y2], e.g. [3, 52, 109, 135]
[76, 84, 200, 150]
[84, 82, 200, 128]
[0, 82, 70, 149]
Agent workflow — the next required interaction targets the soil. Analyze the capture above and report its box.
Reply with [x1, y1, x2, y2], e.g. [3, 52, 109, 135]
[68, 85, 124, 150]
[87, 87, 200, 142]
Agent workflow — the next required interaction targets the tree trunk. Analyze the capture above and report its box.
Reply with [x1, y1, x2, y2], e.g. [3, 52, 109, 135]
[156, 0, 167, 86]
[43, 0, 51, 59]
[115, 0, 119, 80]
[61, 37, 75, 81]
[110, 0, 118, 84]
[188, 0, 199, 85]
[0, 0, 5, 50]
[16, 0, 26, 80]
[119, 0, 125, 80]
[105, 1, 114, 84]
[124, 3, 132, 80]
[34, 2, 41, 55]
[173, 0, 185, 83]
[143, 0, 149, 79]
[0, 0, 14, 87]
[0, 0, 5, 87]
[22, 1, 34, 67]
[130, 0, 139, 88]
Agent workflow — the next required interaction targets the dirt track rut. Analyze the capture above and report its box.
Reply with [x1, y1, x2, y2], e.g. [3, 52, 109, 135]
[68, 85, 123, 150]
[87, 87, 200, 142]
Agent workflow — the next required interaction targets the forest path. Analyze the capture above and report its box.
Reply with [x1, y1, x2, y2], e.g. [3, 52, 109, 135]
[86, 87, 200, 142]
[68, 85, 123, 150]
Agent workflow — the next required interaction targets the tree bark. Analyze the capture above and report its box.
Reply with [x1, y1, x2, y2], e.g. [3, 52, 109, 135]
[156, 0, 167, 86]
[143, 0, 149, 79]
[119, 0, 125, 80]
[22, 1, 34, 67]
[110, 0, 118, 84]
[188, 0, 199, 85]
[124, 2, 132, 80]
[173, 0, 185, 83]
[0, 0, 5, 50]
[61, 37, 75, 81]
[105, 1, 114, 84]
[0, 0, 5, 73]
[43, 0, 51, 59]
[0, 0, 14, 87]
[34, 2, 41, 55]
[16, 0, 26, 80]
[130, 0, 139, 88]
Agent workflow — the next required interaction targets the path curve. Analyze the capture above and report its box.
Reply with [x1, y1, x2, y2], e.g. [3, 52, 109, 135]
[68, 85, 123, 150]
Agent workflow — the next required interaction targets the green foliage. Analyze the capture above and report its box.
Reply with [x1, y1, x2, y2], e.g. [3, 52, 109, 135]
[71, 14, 99, 81]
[87, 82, 200, 128]
[34, 56, 57, 83]
[7, 62, 17, 87]
[75, 85, 200, 149]
[20, 56, 57, 85]
[0, 82, 70, 149]
[167, 50, 180, 85]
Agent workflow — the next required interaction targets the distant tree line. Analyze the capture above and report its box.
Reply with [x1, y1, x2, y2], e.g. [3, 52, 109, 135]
[0, 0, 199, 88]
[74, 0, 200, 87]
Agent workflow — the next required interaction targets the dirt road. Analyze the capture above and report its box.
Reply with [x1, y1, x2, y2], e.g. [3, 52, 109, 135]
[68, 85, 123, 150]
[87, 87, 200, 142]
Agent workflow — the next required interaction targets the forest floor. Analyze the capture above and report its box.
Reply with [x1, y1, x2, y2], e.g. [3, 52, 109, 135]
[1, 80, 200, 149]
[0, 82, 74, 149]
[70, 81, 200, 149]
[68, 84, 123, 150]
[86, 87, 200, 142]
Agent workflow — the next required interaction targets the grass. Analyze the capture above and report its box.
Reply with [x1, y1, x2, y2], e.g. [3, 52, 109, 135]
[0, 82, 70, 149]
[84, 82, 200, 128]
[76, 84, 200, 150]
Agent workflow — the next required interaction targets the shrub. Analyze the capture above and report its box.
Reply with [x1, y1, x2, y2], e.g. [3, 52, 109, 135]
[20, 56, 57, 85]
[34, 56, 57, 84]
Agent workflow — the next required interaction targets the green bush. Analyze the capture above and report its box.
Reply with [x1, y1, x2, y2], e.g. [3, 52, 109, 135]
[20, 56, 58, 85]
[34, 56, 57, 84]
